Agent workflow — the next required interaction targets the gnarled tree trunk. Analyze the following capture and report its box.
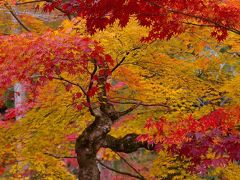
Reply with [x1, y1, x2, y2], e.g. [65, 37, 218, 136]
[75, 115, 154, 180]
[75, 115, 112, 180]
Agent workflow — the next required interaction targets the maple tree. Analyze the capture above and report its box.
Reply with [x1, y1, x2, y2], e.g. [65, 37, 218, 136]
[0, 0, 239, 179]
[40, 0, 240, 40]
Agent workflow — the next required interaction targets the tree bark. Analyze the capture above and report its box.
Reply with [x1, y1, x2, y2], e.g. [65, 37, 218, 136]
[75, 115, 112, 180]
[104, 134, 155, 153]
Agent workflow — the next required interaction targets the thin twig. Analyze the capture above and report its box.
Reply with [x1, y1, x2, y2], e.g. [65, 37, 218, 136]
[54, 6, 72, 20]
[97, 160, 143, 180]
[111, 47, 141, 73]
[114, 102, 141, 120]
[16, 0, 45, 5]
[44, 152, 143, 179]
[52, 76, 88, 96]
[115, 152, 146, 180]
[182, 22, 215, 28]
[143, 0, 240, 35]
[44, 152, 77, 159]
[109, 100, 170, 109]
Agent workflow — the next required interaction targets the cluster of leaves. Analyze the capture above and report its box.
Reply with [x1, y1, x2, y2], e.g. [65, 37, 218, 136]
[43, 0, 240, 41]
[138, 106, 240, 175]
[150, 150, 197, 179]
[0, 32, 114, 119]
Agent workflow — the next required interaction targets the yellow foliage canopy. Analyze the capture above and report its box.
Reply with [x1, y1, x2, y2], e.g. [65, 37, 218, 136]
[0, 18, 239, 179]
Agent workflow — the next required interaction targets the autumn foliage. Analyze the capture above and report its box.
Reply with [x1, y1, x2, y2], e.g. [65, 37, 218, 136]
[43, 0, 240, 41]
[0, 32, 114, 119]
[138, 107, 240, 174]
[0, 0, 239, 179]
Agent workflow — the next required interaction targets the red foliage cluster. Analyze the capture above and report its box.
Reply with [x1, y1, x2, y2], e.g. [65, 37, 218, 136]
[137, 107, 240, 174]
[43, 0, 240, 41]
[0, 32, 113, 120]
[0, 165, 4, 176]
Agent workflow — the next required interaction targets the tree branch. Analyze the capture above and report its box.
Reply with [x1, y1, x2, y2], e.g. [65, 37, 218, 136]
[96, 60, 117, 116]
[44, 152, 144, 179]
[111, 52, 129, 73]
[53, 75, 99, 116]
[52, 76, 88, 96]
[144, 0, 240, 35]
[16, 0, 72, 21]
[44, 0, 72, 20]
[115, 152, 145, 180]
[54, 6, 72, 20]
[97, 159, 144, 180]
[88, 61, 98, 92]
[44, 152, 77, 159]
[86, 61, 98, 116]
[31, 74, 88, 96]
[111, 47, 141, 73]
[110, 102, 141, 121]
[109, 99, 170, 121]
[110, 100, 170, 109]
[104, 134, 155, 153]
[16, 0, 45, 5]
[4, 3, 31, 32]
[182, 21, 215, 28]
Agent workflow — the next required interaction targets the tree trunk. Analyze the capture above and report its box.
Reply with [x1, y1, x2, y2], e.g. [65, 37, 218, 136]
[76, 148, 99, 180]
[75, 115, 112, 180]
[14, 83, 26, 120]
